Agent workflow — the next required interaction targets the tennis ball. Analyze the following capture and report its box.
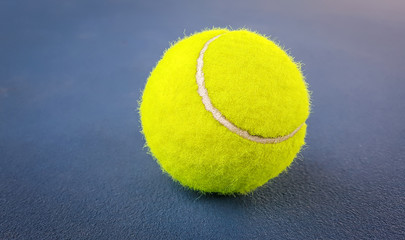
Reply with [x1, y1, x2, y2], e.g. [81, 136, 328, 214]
[140, 28, 310, 194]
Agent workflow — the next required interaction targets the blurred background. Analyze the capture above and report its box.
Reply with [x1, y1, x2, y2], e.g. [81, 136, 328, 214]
[1, 0, 404, 239]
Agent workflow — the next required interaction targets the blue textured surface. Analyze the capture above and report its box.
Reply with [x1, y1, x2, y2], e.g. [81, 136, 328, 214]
[1, 1, 404, 239]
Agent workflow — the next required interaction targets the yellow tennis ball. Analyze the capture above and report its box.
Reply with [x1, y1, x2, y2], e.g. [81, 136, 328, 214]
[140, 28, 310, 194]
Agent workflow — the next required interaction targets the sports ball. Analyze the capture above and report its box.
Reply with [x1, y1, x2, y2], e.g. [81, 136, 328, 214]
[140, 28, 310, 194]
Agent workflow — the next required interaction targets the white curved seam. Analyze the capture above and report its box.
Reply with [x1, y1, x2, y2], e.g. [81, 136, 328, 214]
[196, 34, 304, 144]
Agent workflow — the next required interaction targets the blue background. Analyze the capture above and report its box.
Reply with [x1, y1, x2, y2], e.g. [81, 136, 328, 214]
[1, 0, 404, 239]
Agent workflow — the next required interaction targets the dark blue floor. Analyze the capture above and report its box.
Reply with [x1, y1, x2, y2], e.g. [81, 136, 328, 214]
[1, 1, 404, 239]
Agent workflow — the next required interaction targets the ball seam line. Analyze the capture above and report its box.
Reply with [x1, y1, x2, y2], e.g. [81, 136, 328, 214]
[195, 34, 304, 144]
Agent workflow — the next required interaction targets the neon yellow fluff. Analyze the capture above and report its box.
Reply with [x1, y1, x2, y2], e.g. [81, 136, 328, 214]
[140, 29, 310, 194]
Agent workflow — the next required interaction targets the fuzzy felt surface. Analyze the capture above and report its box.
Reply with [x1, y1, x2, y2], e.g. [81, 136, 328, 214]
[140, 29, 310, 194]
